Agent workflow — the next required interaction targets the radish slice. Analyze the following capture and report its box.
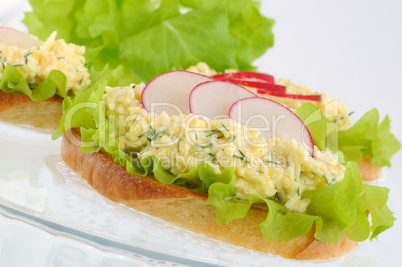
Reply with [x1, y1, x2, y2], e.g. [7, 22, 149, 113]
[257, 89, 322, 102]
[212, 71, 275, 83]
[0, 27, 41, 49]
[212, 71, 284, 92]
[142, 70, 213, 115]
[189, 81, 256, 119]
[224, 79, 286, 92]
[229, 97, 314, 155]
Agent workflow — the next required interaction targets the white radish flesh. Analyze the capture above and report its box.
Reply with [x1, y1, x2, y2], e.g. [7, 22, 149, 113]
[229, 97, 314, 155]
[189, 80, 256, 119]
[0, 27, 41, 49]
[142, 70, 213, 115]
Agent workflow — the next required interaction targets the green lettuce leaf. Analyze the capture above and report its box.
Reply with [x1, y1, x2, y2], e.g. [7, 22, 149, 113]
[0, 65, 67, 101]
[54, 84, 395, 244]
[88, 64, 133, 88]
[335, 109, 400, 167]
[296, 104, 401, 168]
[24, 0, 275, 83]
[295, 102, 333, 151]
[0, 59, 128, 103]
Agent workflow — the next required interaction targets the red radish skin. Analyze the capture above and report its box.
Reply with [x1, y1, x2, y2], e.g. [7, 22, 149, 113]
[0, 27, 41, 49]
[212, 71, 275, 83]
[229, 97, 314, 155]
[222, 79, 286, 92]
[257, 89, 322, 102]
[142, 70, 213, 115]
[189, 81, 256, 119]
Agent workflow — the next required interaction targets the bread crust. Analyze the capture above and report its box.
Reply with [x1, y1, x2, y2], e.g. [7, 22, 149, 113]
[0, 91, 62, 129]
[61, 129, 357, 260]
[358, 156, 382, 181]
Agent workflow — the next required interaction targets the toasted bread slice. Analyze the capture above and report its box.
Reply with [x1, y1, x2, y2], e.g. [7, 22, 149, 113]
[61, 129, 357, 260]
[0, 91, 62, 129]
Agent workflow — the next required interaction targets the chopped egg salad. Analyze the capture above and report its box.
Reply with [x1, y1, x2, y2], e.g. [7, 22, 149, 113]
[102, 85, 345, 213]
[276, 79, 351, 130]
[0, 32, 90, 94]
[187, 62, 352, 131]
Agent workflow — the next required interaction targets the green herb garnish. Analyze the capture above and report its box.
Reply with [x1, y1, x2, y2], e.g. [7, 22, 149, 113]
[194, 143, 213, 149]
[206, 130, 220, 137]
[323, 174, 330, 185]
[263, 159, 279, 165]
[138, 126, 166, 142]
[275, 192, 281, 201]
[24, 50, 33, 64]
[233, 149, 249, 163]
[221, 123, 229, 132]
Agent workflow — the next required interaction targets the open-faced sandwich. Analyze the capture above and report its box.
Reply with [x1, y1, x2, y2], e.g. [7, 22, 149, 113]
[53, 70, 396, 260]
[0, 27, 127, 129]
[0, 27, 91, 129]
[21, 0, 398, 260]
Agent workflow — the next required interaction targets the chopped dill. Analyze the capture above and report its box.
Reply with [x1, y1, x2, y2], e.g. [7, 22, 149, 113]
[24, 50, 33, 64]
[233, 149, 249, 163]
[206, 129, 220, 137]
[275, 192, 281, 201]
[221, 123, 229, 131]
[323, 174, 330, 184]
[138, 126, 166, 142]
[194, 143, 213, 149]
[263, 159, 279, 165]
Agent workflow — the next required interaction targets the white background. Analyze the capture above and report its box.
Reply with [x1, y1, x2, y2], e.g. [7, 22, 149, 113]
[1, 0, 402, 266]
[258, 0, 402, 133]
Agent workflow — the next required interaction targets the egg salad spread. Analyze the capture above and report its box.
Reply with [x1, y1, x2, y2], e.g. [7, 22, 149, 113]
[187, 62, 352, 131]
[102, 85, 345, 213]
[0, 32, 90, 94]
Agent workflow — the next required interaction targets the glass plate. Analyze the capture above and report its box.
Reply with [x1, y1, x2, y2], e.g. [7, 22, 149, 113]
[0, 121, 400, 266]
[0, 207, 185, 267]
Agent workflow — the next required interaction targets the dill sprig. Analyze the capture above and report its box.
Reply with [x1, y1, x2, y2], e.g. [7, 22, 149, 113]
[194, 143, 213, 149]
[177, 136, 182, 153]
[275, 192, 281, 201]
[206, 129, 220, 137]
[221, 123, 229, 131]
[233, 149, 249, 163]
[263, 159, 279, 165]
[323, 174, 330, 184]
[138, 126, 166, 142]
[24, 50, 33, 64]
